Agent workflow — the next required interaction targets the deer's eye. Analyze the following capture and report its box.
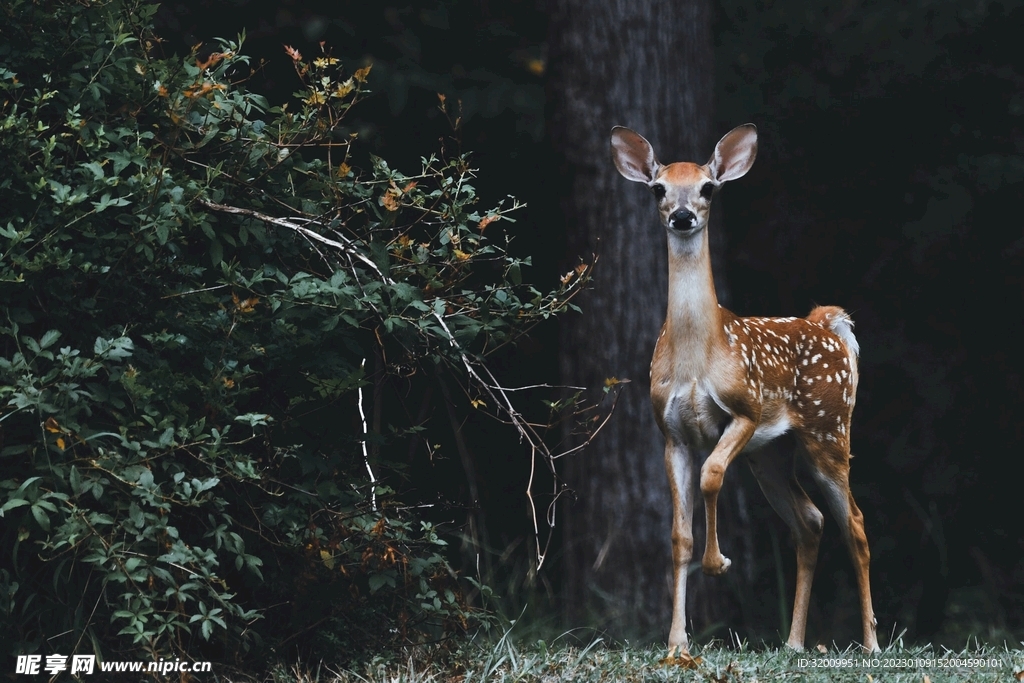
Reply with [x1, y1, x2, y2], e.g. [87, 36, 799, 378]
[652, 184, 666, 200]
[700, 182, 714, 200]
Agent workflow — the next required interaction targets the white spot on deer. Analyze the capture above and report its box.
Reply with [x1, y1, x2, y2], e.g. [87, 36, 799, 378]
[811, 354, 822, 364]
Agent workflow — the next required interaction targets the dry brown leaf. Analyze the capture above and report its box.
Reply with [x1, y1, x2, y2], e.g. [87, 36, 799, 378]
[232, 292, 259, 313]
[320, 549, 334, 569]
[332, 79, 354, 99]
[816, 644, 828, 653]
[478, 214, 500, 232]
[658, 653, 702, 669]
[283, 44, 302, 62]
[304, 90, 326, 106]
[44, 417, 62, 433]
[381, 189, 400, 212]
[195, 52, 224, 71]
[353, 64, 372, 83]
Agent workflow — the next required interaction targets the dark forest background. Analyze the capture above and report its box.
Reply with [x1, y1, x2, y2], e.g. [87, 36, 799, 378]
[149, 0, 1023, 649]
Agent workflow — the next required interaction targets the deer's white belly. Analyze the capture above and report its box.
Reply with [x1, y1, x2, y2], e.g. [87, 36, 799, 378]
[743, 411, 792, 452]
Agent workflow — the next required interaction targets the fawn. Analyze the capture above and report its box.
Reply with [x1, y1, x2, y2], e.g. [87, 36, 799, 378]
[610, 124, 879, 655]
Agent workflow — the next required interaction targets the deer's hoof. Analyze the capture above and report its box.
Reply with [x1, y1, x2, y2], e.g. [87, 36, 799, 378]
[702, 553, 732, 576]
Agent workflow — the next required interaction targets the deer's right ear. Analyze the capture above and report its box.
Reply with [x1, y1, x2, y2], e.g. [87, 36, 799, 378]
[611, 127, 660, 184]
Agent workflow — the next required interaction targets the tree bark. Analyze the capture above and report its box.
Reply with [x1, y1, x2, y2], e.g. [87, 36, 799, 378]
[548, 0, 753, 639]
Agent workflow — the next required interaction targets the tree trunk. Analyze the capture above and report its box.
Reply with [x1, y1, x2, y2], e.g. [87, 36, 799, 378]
[548, 0, 754, 640]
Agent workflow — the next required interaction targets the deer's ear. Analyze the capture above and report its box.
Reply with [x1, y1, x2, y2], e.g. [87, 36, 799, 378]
[611, 127, 660, 184]
[709, 124, 757, 183]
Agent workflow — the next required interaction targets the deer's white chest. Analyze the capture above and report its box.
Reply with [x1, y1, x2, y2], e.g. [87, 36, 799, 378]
[660, 379, 728, 449]
[659, 376, 793, 453]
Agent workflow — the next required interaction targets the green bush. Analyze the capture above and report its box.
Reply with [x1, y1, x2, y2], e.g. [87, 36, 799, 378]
[0, 0, 588, 664]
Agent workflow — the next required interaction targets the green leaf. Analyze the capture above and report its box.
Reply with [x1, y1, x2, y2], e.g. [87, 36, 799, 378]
[1, 498, 30, 513]
[31, 504, 50, 532]
[368, 572, 394, 593]
[69, 466, 84, 495]
[210, 239, 223, 266]
[94, 336, 134, 360]
[158, 427, 175, 447]
[39, 330, 61, 349]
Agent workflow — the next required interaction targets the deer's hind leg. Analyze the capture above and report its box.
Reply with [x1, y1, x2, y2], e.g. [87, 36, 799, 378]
[746, 447, 824, 651]
[800, 435, 880, 653]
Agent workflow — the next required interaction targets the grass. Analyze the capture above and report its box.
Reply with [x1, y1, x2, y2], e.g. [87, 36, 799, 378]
[264, 635, 1024, 683]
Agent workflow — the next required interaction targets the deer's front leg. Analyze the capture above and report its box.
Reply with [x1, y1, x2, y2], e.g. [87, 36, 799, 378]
[665, 439, 695, 656]
[700, 416, 756, 576]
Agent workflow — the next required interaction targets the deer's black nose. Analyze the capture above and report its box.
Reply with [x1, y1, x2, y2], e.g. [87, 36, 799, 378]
[669, 209, 696, 230]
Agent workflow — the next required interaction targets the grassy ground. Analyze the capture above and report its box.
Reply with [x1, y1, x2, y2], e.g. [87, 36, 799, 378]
[270, 638, 1024, 683]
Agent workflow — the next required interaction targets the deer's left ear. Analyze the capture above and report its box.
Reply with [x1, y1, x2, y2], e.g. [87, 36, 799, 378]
[708, 124, 757, 183]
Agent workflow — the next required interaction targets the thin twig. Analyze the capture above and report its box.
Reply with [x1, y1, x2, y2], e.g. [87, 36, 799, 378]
[358, 358, 377, 512]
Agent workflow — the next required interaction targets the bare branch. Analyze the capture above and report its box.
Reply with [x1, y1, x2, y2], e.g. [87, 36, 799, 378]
[194, 196, 617, 570]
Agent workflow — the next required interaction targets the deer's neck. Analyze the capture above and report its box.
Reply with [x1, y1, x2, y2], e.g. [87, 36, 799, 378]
[664, 230, 725, 376]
